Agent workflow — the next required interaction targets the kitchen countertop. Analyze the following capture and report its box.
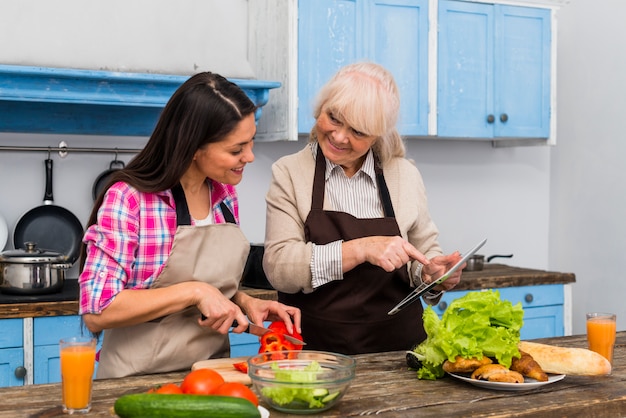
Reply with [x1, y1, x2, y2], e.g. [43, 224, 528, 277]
[0, 264, 575, 319]
[0, 332, 622, 417]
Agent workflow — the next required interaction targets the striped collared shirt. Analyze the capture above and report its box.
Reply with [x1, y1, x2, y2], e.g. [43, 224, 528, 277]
[310, 143, 383, 288]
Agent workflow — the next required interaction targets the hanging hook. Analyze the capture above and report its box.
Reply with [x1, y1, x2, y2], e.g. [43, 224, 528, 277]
[114, 147, 119, 161]
[47, 147, 51, 160]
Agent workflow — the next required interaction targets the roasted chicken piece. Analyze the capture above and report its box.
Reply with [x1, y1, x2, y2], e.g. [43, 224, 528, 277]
[471, 364, 524, 383]
[443, 355, 493, 373]
[510, 350, 549, 382]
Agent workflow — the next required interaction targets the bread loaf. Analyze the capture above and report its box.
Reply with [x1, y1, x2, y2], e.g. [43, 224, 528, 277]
[518, 341, 611, 376]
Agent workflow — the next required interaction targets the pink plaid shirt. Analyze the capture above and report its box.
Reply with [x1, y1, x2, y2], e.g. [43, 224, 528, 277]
[79, 180, 239, 314]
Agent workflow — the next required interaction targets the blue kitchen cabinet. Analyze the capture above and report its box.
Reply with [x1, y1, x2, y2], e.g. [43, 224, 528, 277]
[437, 1, 551, 139]
[298, 0, 429, 136]
[427, 284, 564, 340]
[33, 315, 100, 384]
[0, 319, 24, 387]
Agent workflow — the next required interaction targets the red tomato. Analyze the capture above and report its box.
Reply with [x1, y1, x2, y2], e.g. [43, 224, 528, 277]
[180, 369, 225, 395]
[213, 382, 259, 406]
[154, 383, 183, 394]
[233, 361, 248, 374]
[268, 321, 304, 343]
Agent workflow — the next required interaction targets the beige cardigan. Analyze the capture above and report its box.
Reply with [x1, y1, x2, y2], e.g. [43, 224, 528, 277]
[263, 144, 443, 294]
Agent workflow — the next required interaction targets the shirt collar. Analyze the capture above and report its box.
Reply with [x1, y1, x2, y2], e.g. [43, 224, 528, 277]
[311, 141, 377, 182]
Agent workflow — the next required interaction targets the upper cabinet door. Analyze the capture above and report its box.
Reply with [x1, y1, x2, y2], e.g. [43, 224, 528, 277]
[298, 0, 361, 133]
[298, 0, 429, 135]
[438, 1, 551, 139]
[372, 0, 429, 136]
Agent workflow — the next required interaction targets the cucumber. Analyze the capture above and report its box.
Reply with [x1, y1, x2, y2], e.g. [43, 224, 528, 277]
[321, 391, 340, 404]
[114, 393, 261, 418]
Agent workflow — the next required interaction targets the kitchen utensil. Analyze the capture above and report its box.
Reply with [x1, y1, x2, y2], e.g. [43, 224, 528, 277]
[248, 350, 356, 414]
[92, 156, 125, 201]
[13, 157, 84, 265]
[0, 212, 7, 251]
[464, 254, 514, 272]
[387, 238, 487, 315]
[0, 242, 72, 295]
[236, 321, 305, 346]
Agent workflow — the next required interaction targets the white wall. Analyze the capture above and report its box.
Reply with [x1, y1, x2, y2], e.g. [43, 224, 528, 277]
[551, 0, 626, 334]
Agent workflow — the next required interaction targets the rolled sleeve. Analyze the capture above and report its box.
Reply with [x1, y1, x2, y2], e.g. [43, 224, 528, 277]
[311, 240, 344, 288]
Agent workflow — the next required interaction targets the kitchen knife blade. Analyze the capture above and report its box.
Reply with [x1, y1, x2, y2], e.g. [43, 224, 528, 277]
[387, 238, 487, 315]
[242, 322, 306, 346]
[200, 315, 307, 345]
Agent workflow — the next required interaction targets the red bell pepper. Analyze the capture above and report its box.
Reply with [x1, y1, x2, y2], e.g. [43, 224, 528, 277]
[232, 361, 248, 374]
[258, 331, 297, 359]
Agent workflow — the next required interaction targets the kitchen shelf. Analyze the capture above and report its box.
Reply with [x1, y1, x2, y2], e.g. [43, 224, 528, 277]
[0, 64, 280, 136]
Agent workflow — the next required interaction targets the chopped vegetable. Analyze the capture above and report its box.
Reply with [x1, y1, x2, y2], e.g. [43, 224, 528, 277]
[411, 290, 524, 380]
[260, 361, 339, 409]
[259, 331, 296, 359]
[233, 361, 248, 374]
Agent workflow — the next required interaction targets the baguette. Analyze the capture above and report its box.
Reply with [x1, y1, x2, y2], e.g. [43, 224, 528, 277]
[518, 341, 611, 376]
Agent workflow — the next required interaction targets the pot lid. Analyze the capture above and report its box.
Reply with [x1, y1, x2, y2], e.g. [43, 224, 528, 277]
[0, 242, 69, 263]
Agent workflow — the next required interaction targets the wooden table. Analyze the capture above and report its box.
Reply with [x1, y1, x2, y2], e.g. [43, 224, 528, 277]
[2, 332, 624, 418]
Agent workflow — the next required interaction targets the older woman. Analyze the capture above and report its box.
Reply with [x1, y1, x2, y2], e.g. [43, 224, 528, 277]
[263, 62, 462, 354]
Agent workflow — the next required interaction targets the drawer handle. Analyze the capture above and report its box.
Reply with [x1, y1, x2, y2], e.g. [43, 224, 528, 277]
[525, 293, 534, 303]
[438, 301, 448, 311]
[14, 366, 26, 379]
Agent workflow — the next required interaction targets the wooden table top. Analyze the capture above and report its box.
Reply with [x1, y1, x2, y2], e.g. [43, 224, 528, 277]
[1, 332, 623, 418]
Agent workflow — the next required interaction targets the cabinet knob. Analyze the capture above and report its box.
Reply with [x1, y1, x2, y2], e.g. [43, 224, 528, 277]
[500, 113, 509, 123]
[486, 114, 495, 124]
[525, 293, 534, 303]
[14, 366, 27, 379]
[438, 301, 448, 311]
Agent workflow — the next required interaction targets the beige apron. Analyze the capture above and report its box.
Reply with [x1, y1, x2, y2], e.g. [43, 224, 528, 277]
[96, 185, 249, 378]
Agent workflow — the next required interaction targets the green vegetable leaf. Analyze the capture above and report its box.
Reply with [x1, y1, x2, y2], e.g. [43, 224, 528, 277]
[412, 290, 524, 379]
[260, 361, 330, 409]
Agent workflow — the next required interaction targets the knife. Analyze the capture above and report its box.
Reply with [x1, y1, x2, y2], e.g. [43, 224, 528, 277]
[200, 315, 306, 345]
[236, 321, 306, 346]
[387, 238, 487, 315]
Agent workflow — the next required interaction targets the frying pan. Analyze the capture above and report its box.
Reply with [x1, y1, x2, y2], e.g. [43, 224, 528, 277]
[13, 157, 84, 265]
[92, 157, 125, 201]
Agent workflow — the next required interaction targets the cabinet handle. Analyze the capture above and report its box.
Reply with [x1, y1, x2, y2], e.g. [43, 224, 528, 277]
[14, 366, 27, 379]
[486, 114, 495, 124]
[500, 113, 509, 123]
[438, 301, 448, 311]
[525, 293, 534, 303]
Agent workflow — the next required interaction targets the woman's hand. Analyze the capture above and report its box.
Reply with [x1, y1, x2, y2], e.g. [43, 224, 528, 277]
[196, 283, 248, 335]
[232, 292, 302, 335]
[422, 252, 463, 291]
[343, 235, 430, 273]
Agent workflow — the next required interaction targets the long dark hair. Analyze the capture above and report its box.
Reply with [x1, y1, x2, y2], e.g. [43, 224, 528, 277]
[80, 72, 257, 271]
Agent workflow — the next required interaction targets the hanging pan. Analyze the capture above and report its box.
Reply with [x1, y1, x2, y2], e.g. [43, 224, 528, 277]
[92, 151, 125, 201]
[13, 155, 84, 266]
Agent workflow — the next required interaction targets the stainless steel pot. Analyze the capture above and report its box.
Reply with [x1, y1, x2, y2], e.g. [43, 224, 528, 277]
[463, 254, 514, 272]
[0, 242, 71, 295]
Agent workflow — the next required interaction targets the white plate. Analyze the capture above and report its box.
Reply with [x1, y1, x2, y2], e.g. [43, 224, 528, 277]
[258, 405, 270, 418]
[448, 372, 566, 391]
[0, 213, 7, 251]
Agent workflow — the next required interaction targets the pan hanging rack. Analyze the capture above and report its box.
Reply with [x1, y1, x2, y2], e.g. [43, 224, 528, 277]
[0, 141, 142, 157]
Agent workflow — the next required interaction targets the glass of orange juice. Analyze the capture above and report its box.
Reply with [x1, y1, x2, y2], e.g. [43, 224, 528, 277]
[586, 312, 617, 364]
[60, 336, 97, 414]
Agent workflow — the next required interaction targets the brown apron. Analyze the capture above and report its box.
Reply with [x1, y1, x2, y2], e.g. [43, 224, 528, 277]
[279, 147, 426, 354]
[96, 184, 250, 378]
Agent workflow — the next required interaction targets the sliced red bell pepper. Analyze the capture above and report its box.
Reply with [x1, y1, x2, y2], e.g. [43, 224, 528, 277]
[258, 331, 297, 359]
[267, 321, 304, 349]
[232, 361, 248, 374]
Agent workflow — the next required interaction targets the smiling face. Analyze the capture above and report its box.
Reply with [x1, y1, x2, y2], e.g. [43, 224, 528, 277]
[191, 113, 256, 185]
[315, 106, 378, 177]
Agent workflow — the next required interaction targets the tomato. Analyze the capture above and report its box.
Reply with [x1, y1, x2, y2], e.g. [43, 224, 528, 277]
[213, 382, 259, 406]
[233, 361, 248, 374]
[180, 368, 225, 395]
[268, 321, 304, 343]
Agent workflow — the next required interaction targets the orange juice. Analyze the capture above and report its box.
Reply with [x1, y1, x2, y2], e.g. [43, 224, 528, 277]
[586, 314, 616, 363]
[60, 338, 96, 413]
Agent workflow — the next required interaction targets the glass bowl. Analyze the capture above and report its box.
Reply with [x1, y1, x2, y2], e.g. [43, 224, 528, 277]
[247, 350, 356, 414]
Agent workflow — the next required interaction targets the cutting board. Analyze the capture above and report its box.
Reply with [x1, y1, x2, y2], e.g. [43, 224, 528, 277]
[191, 356, 251, 385]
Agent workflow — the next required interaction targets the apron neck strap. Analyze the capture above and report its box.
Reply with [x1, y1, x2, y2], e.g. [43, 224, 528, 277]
[172, 183, 237, 226]
[312, 145, 396, 218]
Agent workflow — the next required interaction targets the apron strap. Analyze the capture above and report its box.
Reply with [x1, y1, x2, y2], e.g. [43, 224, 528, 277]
[313, 145, 396, 218]
[172, 183, 191, 226]
[220, 202, 236, 224]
